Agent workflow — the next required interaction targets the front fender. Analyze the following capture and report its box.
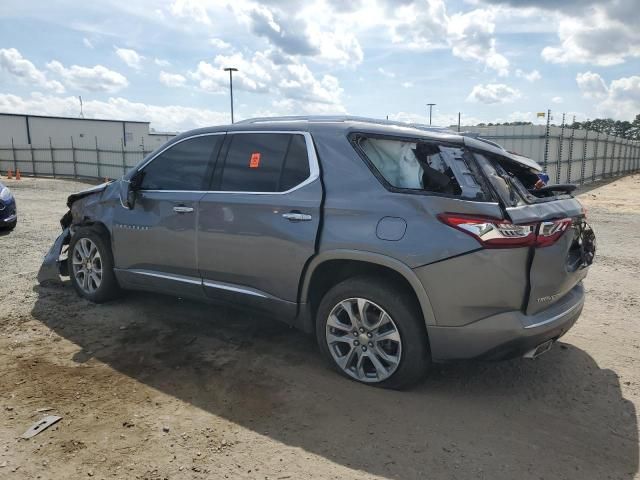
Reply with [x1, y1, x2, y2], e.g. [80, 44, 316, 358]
[37, 227, 70, 285]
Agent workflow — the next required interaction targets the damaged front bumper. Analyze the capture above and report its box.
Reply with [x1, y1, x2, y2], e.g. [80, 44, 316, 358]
[37, 227, 70, 285]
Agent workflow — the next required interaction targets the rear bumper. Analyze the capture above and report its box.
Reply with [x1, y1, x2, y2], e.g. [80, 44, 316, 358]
[427, 283, 585, 361]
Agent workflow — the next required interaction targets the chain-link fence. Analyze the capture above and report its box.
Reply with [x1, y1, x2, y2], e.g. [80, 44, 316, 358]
[463, 124, 640, 184]
[1, 127, 639, 184]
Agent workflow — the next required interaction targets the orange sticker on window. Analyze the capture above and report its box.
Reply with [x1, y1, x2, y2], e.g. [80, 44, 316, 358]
[249, 152, 261, 168]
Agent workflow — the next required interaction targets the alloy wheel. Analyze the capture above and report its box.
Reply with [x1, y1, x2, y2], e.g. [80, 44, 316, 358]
[325, 297, 402, 383]
[72, 238, 103, 294]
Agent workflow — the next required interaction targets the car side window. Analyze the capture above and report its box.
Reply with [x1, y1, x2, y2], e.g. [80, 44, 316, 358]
[353, 135, 490, 200]
[139, 135, 222, 190]
[219, 133, 310, 192]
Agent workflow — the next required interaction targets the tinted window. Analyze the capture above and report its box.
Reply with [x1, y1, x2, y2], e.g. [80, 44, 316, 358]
[220, 133, 310, 192]
[140, 135, 221, 190]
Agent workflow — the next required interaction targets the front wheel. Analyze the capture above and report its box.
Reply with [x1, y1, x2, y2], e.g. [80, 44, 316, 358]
[68, 227, 120, 303]
[315, 276, 430, 389]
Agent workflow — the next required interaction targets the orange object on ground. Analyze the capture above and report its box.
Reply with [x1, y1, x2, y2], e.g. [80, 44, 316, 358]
[7, 169, 12, 179]
[15, 169, 21, 180]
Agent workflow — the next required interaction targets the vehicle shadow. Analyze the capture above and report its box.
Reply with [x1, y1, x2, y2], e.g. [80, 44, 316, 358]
[31, 284, 638, 480]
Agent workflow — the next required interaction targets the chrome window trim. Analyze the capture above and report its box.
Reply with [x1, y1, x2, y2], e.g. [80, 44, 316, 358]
[137, 131, 227, 171]
[137, 130, 319, 196]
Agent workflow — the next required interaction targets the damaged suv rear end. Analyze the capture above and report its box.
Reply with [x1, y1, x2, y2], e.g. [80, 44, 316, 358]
[349, 126, 595, 362]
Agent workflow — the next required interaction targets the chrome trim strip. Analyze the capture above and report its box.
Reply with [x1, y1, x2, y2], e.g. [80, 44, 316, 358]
[125, 269, 202, 285]
[137, 131, 320, 196]
[120, 269, 270, 299]
[524, 299, 583, 329]
[1, 214, 16, 223]
[203, 280, 268, 298]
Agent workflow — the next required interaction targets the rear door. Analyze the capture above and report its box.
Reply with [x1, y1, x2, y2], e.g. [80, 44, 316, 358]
[473, 150, 595, 315]
[197, 131, 321, 316]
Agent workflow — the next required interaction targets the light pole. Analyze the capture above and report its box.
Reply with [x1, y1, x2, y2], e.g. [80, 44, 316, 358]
[426, 103, 436, 126]
[223, 67, 238, 123]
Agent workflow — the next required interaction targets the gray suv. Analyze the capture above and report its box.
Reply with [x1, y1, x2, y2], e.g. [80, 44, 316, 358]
[39, 116, 595, 389]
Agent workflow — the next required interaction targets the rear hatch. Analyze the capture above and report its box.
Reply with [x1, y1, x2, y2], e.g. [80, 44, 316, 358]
[469, 143, 596, 315]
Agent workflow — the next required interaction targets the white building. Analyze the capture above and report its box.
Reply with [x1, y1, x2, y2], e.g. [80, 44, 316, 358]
[0, 112, 175, 149]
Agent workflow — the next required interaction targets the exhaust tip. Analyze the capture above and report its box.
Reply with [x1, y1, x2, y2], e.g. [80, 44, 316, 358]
[523, 339, 555, 359]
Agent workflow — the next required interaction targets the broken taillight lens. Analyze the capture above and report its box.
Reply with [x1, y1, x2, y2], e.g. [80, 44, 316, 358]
[437, 213, 536, 248]
[536, 218, 573, 247]
[438, 214, 572, 249]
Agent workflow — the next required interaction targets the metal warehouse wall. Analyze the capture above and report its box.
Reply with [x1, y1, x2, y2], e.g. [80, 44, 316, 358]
[463, 124, 640, 184]
[0, 113, 174, 150]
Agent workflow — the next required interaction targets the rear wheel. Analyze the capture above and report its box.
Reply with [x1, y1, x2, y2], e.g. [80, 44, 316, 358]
[68, 227, 120, 302]
[316, 276, 430, 389]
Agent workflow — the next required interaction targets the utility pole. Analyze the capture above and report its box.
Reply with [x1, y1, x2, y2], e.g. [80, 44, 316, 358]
[223, 67, 238, 123]
[427, 103, 436, 126]
[457, 112, 461, 132]
[78, 96, 84, 118]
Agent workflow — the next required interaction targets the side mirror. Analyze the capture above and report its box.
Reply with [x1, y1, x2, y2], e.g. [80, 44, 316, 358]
[121, 171, 143, 209]
[126, 188, 137, 209]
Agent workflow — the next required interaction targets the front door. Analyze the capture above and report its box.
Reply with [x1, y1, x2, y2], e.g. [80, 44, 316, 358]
[113, 133, 224, 297]
[197, 132, 322, 317]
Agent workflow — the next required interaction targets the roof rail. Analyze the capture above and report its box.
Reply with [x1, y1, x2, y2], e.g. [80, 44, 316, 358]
[235, 115, 450, 131]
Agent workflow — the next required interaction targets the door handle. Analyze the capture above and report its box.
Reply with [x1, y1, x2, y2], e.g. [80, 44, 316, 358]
[173, 206, 194, 213]
[282, 212, 312, 221]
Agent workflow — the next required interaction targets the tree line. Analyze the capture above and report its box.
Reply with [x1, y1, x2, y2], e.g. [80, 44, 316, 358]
[474, 114, 640, 140]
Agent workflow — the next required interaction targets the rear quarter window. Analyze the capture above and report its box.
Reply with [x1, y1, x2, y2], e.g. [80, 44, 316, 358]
[352, 134, 491, 201]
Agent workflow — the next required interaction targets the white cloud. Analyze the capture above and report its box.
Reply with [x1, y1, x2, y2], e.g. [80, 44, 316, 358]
[0, 48, 65, 93]
[209, 38, 232, 50]
[159, 71, 186, 87]
[115, 47, 145, 70]
[389, 3, 510, 76]
[467, 83, 521, 104]
[46, 60, 129, 93]
[577, 72, 640, 120]
[448, 8, 510, 76]
[540, 5, 640, 66]
[515, 69, 541, 82]
[0, 92, 228, 132]
[154, 58, 171, 67]
[552, 96, 563, 104]
[576, 71, 608, 99]
[169, 0, 211, 25]
[377, 67, 396, 78]
[188, 50, 345, 112]
[83, 38, 94, 49]
[401, 81, 413, 88]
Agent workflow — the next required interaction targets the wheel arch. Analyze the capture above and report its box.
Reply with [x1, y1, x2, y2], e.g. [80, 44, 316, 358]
[299, 250, 437, 331]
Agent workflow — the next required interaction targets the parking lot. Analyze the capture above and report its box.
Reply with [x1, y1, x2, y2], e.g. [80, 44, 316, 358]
[0, 175, 639, 479]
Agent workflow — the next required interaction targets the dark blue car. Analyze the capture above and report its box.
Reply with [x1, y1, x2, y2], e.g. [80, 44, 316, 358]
[0, 181, 17, 231]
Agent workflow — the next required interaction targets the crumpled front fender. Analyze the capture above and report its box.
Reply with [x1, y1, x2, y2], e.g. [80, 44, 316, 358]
[37, 227, 71, 285]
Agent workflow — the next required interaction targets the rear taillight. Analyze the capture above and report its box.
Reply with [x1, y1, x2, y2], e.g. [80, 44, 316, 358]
[438, 213, 571, 249]
[537, 218, 572, 247]
[437, 213, 536, 248]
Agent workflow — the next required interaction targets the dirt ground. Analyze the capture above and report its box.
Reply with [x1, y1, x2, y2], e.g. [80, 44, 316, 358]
[0, 175, 639, 480]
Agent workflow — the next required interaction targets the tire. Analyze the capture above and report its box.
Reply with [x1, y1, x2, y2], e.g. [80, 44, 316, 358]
[315, 276, 430, 389]
[68, 226, 120, 303]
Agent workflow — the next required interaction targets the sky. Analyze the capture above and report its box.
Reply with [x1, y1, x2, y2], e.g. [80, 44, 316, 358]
[0, 0, 638, 132]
